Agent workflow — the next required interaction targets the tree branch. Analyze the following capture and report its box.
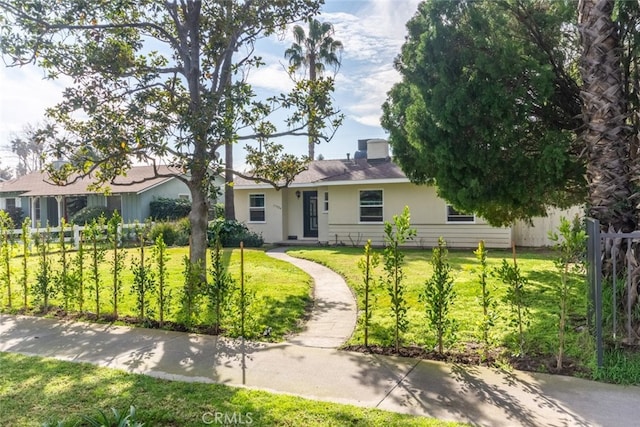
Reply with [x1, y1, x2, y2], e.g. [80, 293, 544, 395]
[229, 168, 291, 191]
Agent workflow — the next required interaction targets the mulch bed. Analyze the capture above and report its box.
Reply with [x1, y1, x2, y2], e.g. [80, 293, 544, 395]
[342, 343, 589, 377]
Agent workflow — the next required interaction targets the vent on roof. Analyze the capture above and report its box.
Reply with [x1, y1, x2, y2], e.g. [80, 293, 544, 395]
[354, 139, 390, 161]
[366, 139, 389, 160]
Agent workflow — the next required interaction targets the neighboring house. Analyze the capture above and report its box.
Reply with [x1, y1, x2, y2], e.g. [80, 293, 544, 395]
[234, 139, 579, 248]
[0, 165, 192, 227]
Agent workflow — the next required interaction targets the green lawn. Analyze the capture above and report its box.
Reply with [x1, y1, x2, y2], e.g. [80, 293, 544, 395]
[0, 246, 311, 341]
[288, 247, 588, 361]
[0, 352, 463, 427]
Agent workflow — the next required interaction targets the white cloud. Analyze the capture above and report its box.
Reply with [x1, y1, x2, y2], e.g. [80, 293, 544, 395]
[323, 1, 421, 129]
[245, 60, 294, 93]
[0, 66, 67, 139]
[341, 64, 402, 127]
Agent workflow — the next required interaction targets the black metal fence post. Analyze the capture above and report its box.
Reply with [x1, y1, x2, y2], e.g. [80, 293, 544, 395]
[586, 218, 603, 368]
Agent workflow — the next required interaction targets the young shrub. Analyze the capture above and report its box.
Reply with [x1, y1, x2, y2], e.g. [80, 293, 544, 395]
[74, 226, 85, 313]
[179, 256, 205, 328]
[495, 247, 530, 356]
[149, 221, 179, 246]
[357, 239, 379, 347]
[208, 236, 235, 334]
[107, 211, 124, 318]
[474, 240, 497, 362]
[383, 206, 416, 352]
[6, 206, 24, 227]
[85, 216, 106, 318]
[71, 206, 109, 225]
[224, 243, 257, 338]
[0, 211, 14, 309]
[208, 218, 263, 248]
[33, 225, 53, 313]
[548, 216, 587, 370]
[174, 217, 191, 246]
[212, 202, 225, 219]
[422, 237, 457, 355]
[153, 233, 171, 328]
[56, 218, 74, 312]
[20, 217, 31, 309]
[131, 221, 155, 322]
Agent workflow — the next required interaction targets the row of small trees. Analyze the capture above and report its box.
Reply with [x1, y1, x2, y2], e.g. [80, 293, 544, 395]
[0, 212, 172, 323]
[357, 207, 586, 368]
[0, 212, 251, 337]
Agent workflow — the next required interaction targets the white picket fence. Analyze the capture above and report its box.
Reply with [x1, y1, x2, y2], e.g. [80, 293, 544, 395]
[6, 223, 141, 249]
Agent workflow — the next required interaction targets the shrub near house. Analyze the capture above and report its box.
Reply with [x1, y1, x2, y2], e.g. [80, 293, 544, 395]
[208, 218, 264, 248]
[150, 197, 191, 221]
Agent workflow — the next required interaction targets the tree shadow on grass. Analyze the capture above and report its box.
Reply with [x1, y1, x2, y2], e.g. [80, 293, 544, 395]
[0, 351, 276, 426]
[0, 314, 268, 387]
[245, 294, 311, 340]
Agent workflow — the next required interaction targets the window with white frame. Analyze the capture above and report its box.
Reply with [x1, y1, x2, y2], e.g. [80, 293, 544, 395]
[249, 194, 265, 222]
[323, 192, 329, 213]
[359, 190, 383, 222]
[446, 205, 475, 223]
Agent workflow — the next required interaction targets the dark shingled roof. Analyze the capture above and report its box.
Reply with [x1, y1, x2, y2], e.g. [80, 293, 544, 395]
[235, 158, 407, 187]
[0, 165, 182, 197]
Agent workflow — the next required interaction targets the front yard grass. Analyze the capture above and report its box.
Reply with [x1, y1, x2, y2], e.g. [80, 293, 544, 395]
[1, 247, 311, 341]
[0, 352, 462, 427]
[288, 247, 589, 365]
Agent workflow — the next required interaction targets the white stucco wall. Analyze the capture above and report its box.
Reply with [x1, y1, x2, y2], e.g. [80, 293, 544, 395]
[235, 187, 285, 243]
[318, 186, 329, 243]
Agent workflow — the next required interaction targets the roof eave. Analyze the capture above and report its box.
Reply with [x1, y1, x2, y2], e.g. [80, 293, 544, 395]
[234, 177, 411, 190]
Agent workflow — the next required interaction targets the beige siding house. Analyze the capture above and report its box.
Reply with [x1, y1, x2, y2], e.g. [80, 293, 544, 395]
[234, 139, 560, 248]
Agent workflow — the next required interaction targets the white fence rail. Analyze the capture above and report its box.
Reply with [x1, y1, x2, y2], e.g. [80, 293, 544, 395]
[6, 223, 142, 249]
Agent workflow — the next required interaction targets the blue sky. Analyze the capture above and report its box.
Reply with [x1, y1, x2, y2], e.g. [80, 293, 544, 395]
[0, 0, 421, 170]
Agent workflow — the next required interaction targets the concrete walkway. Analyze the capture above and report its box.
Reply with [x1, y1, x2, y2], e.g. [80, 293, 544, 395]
[2, 314, 640, 427]
[266, 247, 357, 348]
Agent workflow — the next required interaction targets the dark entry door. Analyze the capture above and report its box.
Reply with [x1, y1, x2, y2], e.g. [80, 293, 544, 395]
[303, 191, 318, 238]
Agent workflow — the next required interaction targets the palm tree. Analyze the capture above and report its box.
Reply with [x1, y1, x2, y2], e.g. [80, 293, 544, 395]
[578, 0, 636, 233]
[578, 0, 640, 343]
[285, 18, 343, 159]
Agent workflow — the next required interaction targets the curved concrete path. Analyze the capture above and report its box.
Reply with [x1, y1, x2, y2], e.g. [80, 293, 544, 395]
[266, 247, 357, 348]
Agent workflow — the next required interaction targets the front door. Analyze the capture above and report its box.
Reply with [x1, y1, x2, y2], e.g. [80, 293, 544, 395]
[303, 191, 318, 238]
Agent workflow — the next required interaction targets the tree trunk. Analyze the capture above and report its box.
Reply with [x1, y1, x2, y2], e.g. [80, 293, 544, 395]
[579, 0, 636, 232]
[188, 175, 209, 285]
[224, 140, 235, 220]
[308, 54, 317, 160]
[579, 0, 640, 343]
